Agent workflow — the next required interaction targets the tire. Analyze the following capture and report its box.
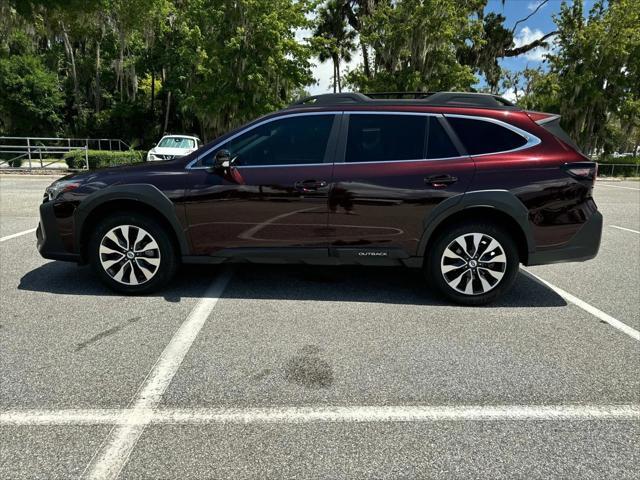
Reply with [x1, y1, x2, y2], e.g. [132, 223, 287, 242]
[88, 213, 178, 294]
[425, 221, 519, 306]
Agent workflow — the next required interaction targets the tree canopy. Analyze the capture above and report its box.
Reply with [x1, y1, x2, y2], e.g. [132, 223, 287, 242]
[1, 0, 638, 154]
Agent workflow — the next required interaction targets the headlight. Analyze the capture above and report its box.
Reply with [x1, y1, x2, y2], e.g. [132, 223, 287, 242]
[46, 180, 81, 201]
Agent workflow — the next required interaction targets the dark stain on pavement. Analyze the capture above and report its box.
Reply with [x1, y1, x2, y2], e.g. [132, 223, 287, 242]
[251, 368, 273, 381]
[75, 317, 141, 352]
[285, 344, 334, 388]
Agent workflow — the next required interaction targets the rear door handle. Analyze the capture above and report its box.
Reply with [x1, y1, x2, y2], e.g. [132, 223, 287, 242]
[294, 179, 328, 192]
[424, 174, 458, 187]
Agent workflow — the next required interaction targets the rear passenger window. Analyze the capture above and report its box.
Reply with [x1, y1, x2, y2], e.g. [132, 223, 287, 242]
[427, 117, 459, 158]
[446, 117, 527, 155]
[345, 114, 427, 162]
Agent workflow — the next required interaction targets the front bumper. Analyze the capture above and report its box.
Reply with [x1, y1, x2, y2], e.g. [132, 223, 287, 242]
[36, 201, 80, 262]
[526, 211, 603, 266]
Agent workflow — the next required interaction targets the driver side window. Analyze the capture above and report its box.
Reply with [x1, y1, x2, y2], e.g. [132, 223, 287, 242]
[200, 114, 335, 167]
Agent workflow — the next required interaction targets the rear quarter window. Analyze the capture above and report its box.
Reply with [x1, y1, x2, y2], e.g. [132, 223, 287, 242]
[446, 117, 528, 156]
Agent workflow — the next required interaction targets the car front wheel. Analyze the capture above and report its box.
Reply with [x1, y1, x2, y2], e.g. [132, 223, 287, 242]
[426, 222, 519, 305]
[89, 214, 178, 294]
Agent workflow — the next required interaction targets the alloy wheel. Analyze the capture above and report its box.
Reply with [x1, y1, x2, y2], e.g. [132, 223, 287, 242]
[440, 232, 507, 296]
[99, 225, 161, 285]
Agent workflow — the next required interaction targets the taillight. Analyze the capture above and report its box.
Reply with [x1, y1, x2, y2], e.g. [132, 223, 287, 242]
[562, 162, 597, 182]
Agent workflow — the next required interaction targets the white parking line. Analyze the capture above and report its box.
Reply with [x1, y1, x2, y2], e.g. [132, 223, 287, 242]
[522, 269, 640, 342]
[83, 268, 233, 480]
[597, 183, 640, 191]
[2, 405, 638, 425]
[0, 227, 36, 242]
[610, 225, 640, 234]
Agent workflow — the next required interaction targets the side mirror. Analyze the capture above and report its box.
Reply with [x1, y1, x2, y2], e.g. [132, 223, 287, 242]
[207, 149, 233, 172]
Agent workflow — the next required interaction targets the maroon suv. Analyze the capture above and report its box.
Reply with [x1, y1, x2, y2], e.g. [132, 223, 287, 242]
[37, 92, 602, 304]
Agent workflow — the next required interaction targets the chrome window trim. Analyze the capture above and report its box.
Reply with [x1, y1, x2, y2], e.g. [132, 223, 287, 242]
[232, 162, 330, 169]
[185, 111, 341, 170]
[443, 113, 541, 156]
[347, 111, 438, 117]
[333, 155, 463, 166]
[342, 111, 540, 163]
[185, 110, 541, 169]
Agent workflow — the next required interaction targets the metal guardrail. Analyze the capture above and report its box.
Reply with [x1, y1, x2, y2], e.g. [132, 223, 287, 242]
[0, 137, 130, 170]
[0, 145, 88, 170]
[597, 163, 640, 177]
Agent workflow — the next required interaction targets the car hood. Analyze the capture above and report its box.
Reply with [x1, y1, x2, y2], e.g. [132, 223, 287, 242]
[150, 147, 194, 156]
[55, 160, 180, 189]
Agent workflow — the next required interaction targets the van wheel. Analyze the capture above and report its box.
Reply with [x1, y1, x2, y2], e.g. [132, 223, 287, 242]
[88, 213, 178, 294]
[426, 222, 519, 305]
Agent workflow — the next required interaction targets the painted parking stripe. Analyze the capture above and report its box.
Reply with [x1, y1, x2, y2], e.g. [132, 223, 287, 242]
[610, 225, 640, 234]
[522, 269, 640, 342]
[597, 183, 640, 191]
[0, 227, 36, 242]
[2, 405, 638, 426]
[83, 268, 233, 480]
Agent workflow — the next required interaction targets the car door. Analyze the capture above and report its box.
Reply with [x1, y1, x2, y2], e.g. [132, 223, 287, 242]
[183, 112, 340, 258]
[327, 112, 475, 261]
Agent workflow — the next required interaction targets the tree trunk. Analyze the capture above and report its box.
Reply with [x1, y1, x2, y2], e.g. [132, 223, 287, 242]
[163, 90, 171, 134]
[131, 62, 137, 101]
[61, 25, 80, 112]
[332, 61, 337, 93]
[118, 29, 125, 101]
[160, 67, 166, 128]
[95, 40, 101, 113]
[150, 69, 155, 121]
[362, 42, 371, 78]
[337, 58, 342, 92]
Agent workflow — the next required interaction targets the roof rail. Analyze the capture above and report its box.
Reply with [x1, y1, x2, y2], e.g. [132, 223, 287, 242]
[289, 91, 517, 109]
[364, 92, 434, 99]
[290, 93, 371, 105]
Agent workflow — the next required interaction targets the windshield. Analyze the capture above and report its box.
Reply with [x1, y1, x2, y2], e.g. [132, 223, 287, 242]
[157, 137, 195, 149]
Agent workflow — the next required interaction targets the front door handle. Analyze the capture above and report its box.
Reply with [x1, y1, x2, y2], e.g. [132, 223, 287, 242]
[295, 179, 328, 192]
[424, 174, 458, 188]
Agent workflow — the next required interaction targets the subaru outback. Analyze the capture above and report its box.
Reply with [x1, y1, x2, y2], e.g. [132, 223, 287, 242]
[37, 92, 602, 305]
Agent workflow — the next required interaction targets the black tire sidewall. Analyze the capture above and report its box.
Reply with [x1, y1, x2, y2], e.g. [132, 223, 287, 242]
[89, 214, 177, 294]
[426, 222, 519, 305]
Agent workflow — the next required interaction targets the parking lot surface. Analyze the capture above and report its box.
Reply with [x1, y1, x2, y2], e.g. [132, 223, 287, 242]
[1, 175, 639, 479]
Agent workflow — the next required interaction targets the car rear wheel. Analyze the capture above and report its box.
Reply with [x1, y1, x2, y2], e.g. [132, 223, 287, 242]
[426, 222, 519, 305]
[89, 213, 178, 294]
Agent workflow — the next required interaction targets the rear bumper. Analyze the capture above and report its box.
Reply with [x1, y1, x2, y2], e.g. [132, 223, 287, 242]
[36, 202, 80, 262]
[526, 211, 603, 266]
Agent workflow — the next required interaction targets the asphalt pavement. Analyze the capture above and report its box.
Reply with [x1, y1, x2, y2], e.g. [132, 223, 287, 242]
[1, 175, 638, 479]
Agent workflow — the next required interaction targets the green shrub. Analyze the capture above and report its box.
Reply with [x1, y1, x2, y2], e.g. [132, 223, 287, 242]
[0, 153, 22, 167]
[598, 155, 639, 165]
[63, 149, 146, 169]
[597, 156, 640, 177]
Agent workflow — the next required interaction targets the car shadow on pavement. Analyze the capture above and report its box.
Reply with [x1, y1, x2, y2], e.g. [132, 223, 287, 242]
[18, 261, 566, 308]
[17, 260, 213, 302]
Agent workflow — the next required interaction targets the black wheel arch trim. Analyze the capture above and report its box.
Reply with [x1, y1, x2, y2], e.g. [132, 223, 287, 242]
[417, 190, 535, 258]
[74, 184, 190, 257]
